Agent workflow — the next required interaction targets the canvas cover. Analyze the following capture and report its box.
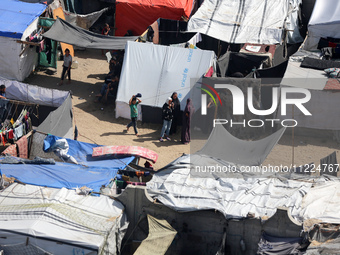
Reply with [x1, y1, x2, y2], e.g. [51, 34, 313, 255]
[1, 133, 134, 192]
[37, 94, 73, 138]
[43, 18, 138, 50]
[147, 154, 313, 221]
[1, 79, 69, 108]
[197, 125, 286, 166]
[187, 0, 302, 44]
[304, 0, 340, 50]
[0, 184, 128, 254]
[0, 0, 46, 39]
[115, 0, 194, 36]
[116, 41, 215, 120]
[64, 7, 109, 30]
[134, 215, 177, 255]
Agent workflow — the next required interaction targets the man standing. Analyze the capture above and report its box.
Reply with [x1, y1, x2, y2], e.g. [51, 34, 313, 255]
[59, 48, 72, 86]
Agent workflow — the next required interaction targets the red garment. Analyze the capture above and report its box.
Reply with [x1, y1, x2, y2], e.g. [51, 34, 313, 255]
[16, 136, 28, 159]
[8, 130, 14, 139]
[2, 133, 7, 146]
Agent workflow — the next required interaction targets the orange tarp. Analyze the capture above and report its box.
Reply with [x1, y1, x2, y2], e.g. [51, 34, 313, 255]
[115, 0, 193, 36]
[52, 7, 74, 57]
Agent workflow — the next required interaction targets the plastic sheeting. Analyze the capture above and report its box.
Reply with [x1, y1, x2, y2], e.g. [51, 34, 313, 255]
[134, 215, 177, 255]
[37, 94, 73, 138]
[187, 0, 301, 44]
[197, 125, 286, 166]
[1, 79, 70, 107]
[64, 7, 109, 30]
[304, 0, 340, 50]
[43, 18, 138, 50]
[115, 41, 215, 120]
[147, 154, 313, 222]
[0, 184, 128, 254]
[0, 0, 46, 39]
[115, 0, 194, 36]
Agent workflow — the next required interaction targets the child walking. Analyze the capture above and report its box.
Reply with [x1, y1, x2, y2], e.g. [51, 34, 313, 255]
[126, 95, 141, 136]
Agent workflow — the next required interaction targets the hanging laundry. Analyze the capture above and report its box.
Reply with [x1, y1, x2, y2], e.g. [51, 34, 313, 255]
[14, 125, 24, 140]
[16, 135, 28, 159]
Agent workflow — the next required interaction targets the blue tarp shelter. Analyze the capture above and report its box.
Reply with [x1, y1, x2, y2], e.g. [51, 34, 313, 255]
[0, 0, 47, 81]
[0, 0, 47, 39]
[0, 135, 135, 192]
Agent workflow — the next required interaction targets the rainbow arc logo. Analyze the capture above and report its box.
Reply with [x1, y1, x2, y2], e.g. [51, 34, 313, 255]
[199, 83, 222, 115]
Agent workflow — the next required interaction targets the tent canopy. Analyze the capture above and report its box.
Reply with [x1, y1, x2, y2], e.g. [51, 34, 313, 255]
[116, 41, 215, 120]
[304, 0, 340, 50]
[197, 125, 286, 166]
[43, 18, 138, 50]
[0, 0, 46, 39]
[115, 0, 194, 36]
[187, 0, 302, 44]
[0, 184, 128, 254]
[0, 134, 134, 192]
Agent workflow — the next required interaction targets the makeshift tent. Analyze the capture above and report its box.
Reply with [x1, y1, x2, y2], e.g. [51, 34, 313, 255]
[0, 0, 46, 81]
[0, 184, 128, 254]
[134, 215, 177, 255]
[116, 41, 215, 121]
[1, 79, 73, 138]
[147, 154, 313, 221]
[0, 133, 134, 192]
[303, 0, 340, 50]
[115, 0, 194, 36]
[197, 125, 286, 166]
[64, 7, 109, 30]
[43, 17, 138, 50]
[187, 0, 303, 44]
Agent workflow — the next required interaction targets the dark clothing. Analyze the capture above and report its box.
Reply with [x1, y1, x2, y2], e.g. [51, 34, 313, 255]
[162, 103, 173, 121]
[61, 65, 71, 81]
[127, 117, 138, 134]
[170, 96, 181, 134]
[181, 99, 194, 144]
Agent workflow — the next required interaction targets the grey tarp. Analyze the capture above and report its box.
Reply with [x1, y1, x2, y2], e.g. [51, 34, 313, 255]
[43, 18, 138, 50]
[36, 94, 73, 139]
[134, 215, 177, 255]
[197, 125, 286, 166]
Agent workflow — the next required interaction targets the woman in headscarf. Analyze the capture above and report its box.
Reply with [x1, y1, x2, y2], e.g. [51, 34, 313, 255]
[160, 97, 174, 142]
[170, 92, 181, 135]
[181, 98, 194, 144]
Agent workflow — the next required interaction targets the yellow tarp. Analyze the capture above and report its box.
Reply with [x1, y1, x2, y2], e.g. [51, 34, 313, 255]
[52, 7, 74, 57]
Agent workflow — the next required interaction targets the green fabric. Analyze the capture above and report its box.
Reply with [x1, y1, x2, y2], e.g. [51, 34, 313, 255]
[38, 18, 57, 68]
[130, 102, 139, 118]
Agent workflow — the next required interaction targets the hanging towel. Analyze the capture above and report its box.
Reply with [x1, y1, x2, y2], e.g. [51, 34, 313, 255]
[16, 135, 28, 159]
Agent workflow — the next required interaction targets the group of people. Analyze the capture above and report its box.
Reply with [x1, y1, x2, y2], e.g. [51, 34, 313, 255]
[95, 51, 124, 103]
[126, 92, 194, 144]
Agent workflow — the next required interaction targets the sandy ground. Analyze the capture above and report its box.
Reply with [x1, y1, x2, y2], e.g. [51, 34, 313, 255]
[26, 48, 340, 170]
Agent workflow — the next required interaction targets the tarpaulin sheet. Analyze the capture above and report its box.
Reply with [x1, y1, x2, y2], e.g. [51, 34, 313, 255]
[134, 215, 177, 255]
[37, 94, 73, 139]
[116, 41, 215, 120]
[0, 0, 46, 39]
[42, 134, 135, 168]
[197, 122, 286, 167]
[0, 184, 128, 254]
[304, 0, 340, 50]
[43, 18, 138, 50]
[115, 0, 194, 36]
[187, 0, 300, 44]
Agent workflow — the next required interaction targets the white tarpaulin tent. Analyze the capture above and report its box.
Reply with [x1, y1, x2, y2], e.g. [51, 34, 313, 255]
[187, 0, 303, 44]
[0, 0, 46, 81]
[303, 0, 340, 50]
[1, 79, 69, 107]
[0, 184, 128, 255]
[115, 41, 215, 120]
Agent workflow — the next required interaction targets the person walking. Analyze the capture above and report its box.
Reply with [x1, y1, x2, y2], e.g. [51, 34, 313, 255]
[126, 95, 141, 136]
[160, 97, 174, 142]
[59, 48, 72, 85]
[181, 98, 194, 144]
